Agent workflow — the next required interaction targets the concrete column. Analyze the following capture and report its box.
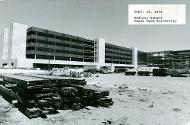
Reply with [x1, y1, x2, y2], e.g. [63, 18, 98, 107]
[110, 64, 115, 72]
[0, 30, 3, 61]
[2, 28, 9, 60]
[94, 38, 105, 68]
[9, 23, 28, 60]
[0, 30, 2, 67]
[132, 47, 138, 69]
[0, 28, 9, 68]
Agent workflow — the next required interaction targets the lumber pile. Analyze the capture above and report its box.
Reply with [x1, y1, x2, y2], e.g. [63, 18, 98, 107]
[0, 74, 113, 119]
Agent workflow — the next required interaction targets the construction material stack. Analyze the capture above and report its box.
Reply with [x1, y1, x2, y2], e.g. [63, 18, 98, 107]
[0, 74, 113, 119]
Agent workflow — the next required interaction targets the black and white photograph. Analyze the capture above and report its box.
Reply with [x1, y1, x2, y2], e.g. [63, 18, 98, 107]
[0, 0, 190, 125]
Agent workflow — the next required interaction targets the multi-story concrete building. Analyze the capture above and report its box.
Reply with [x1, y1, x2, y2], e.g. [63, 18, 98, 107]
[0, 23, 138, 71]
[26, 27, 96, 68]
[138, 50, 190, 69]
[137, 50, 147, 66]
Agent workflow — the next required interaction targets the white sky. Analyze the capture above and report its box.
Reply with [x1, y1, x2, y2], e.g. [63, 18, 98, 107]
[0, 0, 189, 52]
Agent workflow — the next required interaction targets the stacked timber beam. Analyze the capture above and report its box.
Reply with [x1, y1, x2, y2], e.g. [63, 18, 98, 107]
[0, 74, 113, 119]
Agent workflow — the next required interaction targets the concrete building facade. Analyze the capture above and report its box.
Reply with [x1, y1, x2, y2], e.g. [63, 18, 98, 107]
[138, 50, 190, 69]
[0, 23, 138, 71]
[0, 28, 9, 65]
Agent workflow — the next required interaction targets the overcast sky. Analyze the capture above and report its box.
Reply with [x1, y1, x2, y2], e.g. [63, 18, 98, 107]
[0, 0, 189, 52]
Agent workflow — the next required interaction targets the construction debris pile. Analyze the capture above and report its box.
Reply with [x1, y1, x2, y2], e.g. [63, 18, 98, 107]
[0, 74, 113, 119]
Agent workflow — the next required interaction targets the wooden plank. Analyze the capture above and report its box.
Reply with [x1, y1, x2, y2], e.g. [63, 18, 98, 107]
[35, 93, 54, 100]
[0, 74, 49, 89]
[0, 85, 17, 101]
[17, 95, 36, 107]
[22, 74, 87, 86]
[18, 105, 41, 119]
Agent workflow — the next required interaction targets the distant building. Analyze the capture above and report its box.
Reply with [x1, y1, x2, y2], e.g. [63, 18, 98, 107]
[0, 23, 138, 71]
[138, 50, 190, 69]
[137, 50, 147, 66]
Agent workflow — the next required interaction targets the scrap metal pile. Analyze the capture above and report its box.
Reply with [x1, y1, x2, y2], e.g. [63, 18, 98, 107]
[0, 74, 113, 119]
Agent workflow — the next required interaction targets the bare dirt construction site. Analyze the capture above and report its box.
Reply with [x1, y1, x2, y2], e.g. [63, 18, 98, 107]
[1, 74, 190, 125]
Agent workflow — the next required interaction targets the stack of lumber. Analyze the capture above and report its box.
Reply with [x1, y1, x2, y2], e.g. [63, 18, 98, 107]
[0, 78, 17, 103]
[0, 74, 113, 119]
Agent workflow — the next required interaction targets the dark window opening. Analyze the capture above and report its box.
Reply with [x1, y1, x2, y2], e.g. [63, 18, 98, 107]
[62, 36, 71, 41]
[72, 39, 83, 44]
[71, 57, 83, 62]
[55, 49, 70, 54]
[26, 54, 35, 59]
[84, 41, 94, 46]
[56, 35, 63, 40]
[36, 47, 54, 52]
[26, 46, 35, 50]
[37, 32, 46, 37]
[27, 30, 36, 35]
[36, 55, 54, 59]
[71, 45, 83, 49]
[27, 38, 36, 43]
[55, 42, 64, 46]
[71, 51, 83, 55]
[84, 59, 94, 62]
[2, 63, 7, 66]
[48, 34, 55, 38]
[48, 41, 55, 45]
[55, 56, 70, 61]
[11, 63, 14, 66]
[105, 60, 112, 63]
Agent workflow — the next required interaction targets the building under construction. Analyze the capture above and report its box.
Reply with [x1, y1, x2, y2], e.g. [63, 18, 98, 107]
[0, 22, 189, 71]
[0, 23, 138, 71]
[138, 50, 190, 69]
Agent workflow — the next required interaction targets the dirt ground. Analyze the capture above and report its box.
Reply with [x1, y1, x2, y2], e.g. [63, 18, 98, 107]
[1, 74, 190, 125]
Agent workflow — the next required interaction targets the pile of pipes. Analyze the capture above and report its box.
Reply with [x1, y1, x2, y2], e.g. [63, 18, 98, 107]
[0, 74, 113, 119]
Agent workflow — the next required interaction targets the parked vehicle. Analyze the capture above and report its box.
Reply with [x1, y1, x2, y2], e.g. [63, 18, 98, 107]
[137, 67, 159, 76]
[125, 68, 136, 75]
[153, 68, 168, 76]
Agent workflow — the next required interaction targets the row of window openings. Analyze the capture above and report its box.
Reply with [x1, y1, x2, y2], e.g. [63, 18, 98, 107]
[27, 39, 94, 50]
[105, 60, 132, 64]
[27, 48, 131, 59]
[105, 58, 132, 61]
[106, 53, 132, 57]
[105, 56, 132, 60]
[26, 46, 94, 52]
[106, 60, 132, 64]
[28, 38, 95, 47]
[2, 63, 14, 67]
[27, 47, 131, 59]
[26, 47, 94, 55]
[105, 60, 132, 62]
[105, 45, 132, 52]
[105, 57, 132, 61]
[27, 31, 94, 45]
[105, 50, 132, 56]
[26, 54, 94, 62]
[147, 56, 190, 60]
